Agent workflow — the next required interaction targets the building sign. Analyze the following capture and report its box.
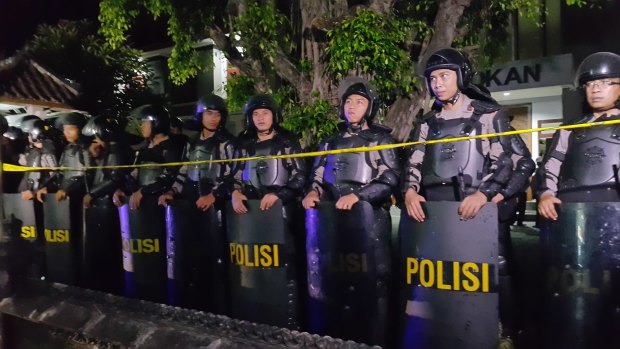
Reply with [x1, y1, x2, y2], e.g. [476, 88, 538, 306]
[476, 54, 573, 92]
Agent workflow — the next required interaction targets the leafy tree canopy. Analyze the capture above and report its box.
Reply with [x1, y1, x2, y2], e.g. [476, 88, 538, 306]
[24, 20, 162, 118]
[99, 0, 601, 147]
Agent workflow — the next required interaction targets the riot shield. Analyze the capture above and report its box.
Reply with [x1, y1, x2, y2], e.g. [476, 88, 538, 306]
[540, 202, 620, 349]
[226, 199, 301, 329]
[3, 193, 38, 241]
[306, 201, 392, 347]
[165, 200, 229, 313]
[119, 196, 167, 303]
[2, 193, 43, 278]
[397, 201, 499, 349]
[43, 195, 79, 285]
[83, 197, 123, 294]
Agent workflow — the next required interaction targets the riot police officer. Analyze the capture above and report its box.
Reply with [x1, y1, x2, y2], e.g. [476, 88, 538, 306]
[302, 79, 400, 347]
[17, 116, 58, 200]
[81, 115, 132, 294]
[231, 94, 306, 212]
[401, 48, 530, 347]
[403, 48, 517, 219]
[158, 94, 236, 312]
[534, 52, 620, 349]
[537, 52, 620, 213]
[112, 104, 184, 303]
[228, 94, 306, 329]
[36, 112, 92, 203]
[35, 112, 92, 285]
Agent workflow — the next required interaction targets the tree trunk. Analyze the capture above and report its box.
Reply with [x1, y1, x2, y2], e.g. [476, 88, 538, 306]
[299, 0, 348, 103]
[384, 94, 425, 142]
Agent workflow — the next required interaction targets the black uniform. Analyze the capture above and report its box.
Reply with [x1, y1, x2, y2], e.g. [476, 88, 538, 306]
[306, 81, 400, 347]
[81, 116, 133, 294]
[168, 128, 236, 312]
[533, 52, 620, 349]
[227, 94, 306, 329]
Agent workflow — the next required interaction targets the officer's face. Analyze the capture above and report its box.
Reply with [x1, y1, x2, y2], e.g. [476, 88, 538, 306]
[344, 94, 369, 124]
[429, 69, 459, 101]
[252, 108, 273, 132]
[63, 125, 80, 143]
[202, 109, 222, 130]
[89, 136, 105, 158]
[141, 120, 152, 139]
[585, 78, 620, 112]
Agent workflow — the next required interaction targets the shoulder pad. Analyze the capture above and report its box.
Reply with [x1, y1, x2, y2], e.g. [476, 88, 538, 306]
[471, 100, 501, 114]
[421, 110, 437, 123]
[215, 129, 236, 142]
[564, 115, 589, 125]
[41, 139, 57, 154]
[274, 129, 299, 146]
[237, 129, 256, 142]
[369, 123, 392, 133]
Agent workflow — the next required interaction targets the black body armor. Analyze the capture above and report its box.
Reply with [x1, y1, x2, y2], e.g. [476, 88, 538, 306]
[559, 117, 620, 191]
[324, 134, 377, 197]
[19, 145, 54, 192]
[241, 139, 289, 189]
[422, 115, 489, 195]
[90, 142, 130, 199]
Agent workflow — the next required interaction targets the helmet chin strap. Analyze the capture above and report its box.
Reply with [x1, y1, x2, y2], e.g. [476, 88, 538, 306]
[203, 125, 218, 133]
[257, 126, 274, 136]
[440, 90, 462, 105]
[347, 118, 366, 133]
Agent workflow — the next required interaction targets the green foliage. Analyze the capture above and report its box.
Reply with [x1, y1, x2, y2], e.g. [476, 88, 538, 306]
[224, 74, 256, 112]
[324, 9, 428, 103]
[99, 0, 214, 85]
[232, 2, 290, 64]
[278, 87, 340, 150]
[25, 20, 160, 118]
[98, 0, 140, 49]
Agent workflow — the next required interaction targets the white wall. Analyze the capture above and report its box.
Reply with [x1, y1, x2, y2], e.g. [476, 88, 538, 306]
[212, 48, 228, 98]
[493, 86, 565, 158]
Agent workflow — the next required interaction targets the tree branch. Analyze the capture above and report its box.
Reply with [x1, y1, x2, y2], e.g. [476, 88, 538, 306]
[368, 0, 395, 14]
[421, 0, 473, 61]
[206, 25, 270, 91]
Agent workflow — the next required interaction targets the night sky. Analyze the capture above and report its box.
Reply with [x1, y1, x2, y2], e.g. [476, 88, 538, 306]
[0, 0, 101, 58]
[0, 0, 101, 59]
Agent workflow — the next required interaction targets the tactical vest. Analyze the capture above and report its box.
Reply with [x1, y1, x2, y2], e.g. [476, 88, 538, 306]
[24, 148, 42, 190]
[60, 145, 85, 179]
[559, 121, 620, 191]
[138, 163, 163, 187]
[242, 139, 288, 189]
[422, 114, 488, 192]
[187, 138, 220, 183]
[93, 144, 122, 186]
[323, 134, 376, 188]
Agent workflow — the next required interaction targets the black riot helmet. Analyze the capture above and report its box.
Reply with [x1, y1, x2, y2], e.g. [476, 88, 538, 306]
[3, 126, 24, 141]
[193, 94, 228, 130]
[17, 115, 41, 131]
[575, 52, 620, 87]
[19, 115, 43, 140]
[54, 112, 88, 129]
[244, 94, 280, 129]
[424, 48, 472, 97]
[82, 115, 122, 142]
[339, 81, 379, 122]
[135, 104, 171, 136]
[28, 120, 52, 142]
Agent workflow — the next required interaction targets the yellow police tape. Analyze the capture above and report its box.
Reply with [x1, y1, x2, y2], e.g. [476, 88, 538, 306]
[4, 118, 620, 172]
